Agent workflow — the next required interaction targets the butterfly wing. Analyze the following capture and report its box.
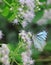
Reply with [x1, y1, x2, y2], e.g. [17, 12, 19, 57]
[32, 31, 47, 51]
[37, 31, 47, 40]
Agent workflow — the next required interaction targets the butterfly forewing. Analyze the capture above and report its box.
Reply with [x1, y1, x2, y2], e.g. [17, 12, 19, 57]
[37, 31, 47, 40]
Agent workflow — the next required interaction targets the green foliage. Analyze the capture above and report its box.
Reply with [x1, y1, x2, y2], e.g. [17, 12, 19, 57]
[7, 38, 26, 65]
[32, 11, 44, 23]
[0, 0, 51, 23]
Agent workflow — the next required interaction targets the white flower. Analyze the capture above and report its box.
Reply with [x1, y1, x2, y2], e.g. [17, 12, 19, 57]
[1, 55, 10, 65]
[29, 60, 34, 65]
[20, 30, 34, 65]
[1, 44, 10, 55]
[10, 7, 13, 11]
[18, 8, 23, 12]
[0, 44, 10, 65]
[47, 0, 51, 4]
[26, 40, 32, 48]
[23, 11, 34, 23]
[19, 30, 32, 47]
[1, 55, 8, 62]
[19, 0, 25, 4]
[19, 0, 35, 28]
[25, 0, 35, 9]
[28, 32, 32, 37]
[0, 30, 3, 39]
[21, 51, 34, 65]
[19, 30, 26, 36]
[12, 19, 18, 24]
[2, 44, 8, 49]
[21, 20, 28, 28]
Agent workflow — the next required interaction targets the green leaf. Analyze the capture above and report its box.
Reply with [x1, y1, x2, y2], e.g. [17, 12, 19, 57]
[2, 6, 9, 17]
[32, 10, 44, 23]
[14, 54, 22, 63]
[45, 41, 51, 51]
[8, 14, 15, 21]
[32, 48, 40, 59]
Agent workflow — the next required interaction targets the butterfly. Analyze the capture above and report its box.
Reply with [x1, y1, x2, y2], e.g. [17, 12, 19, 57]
[32, 31, 47, 51]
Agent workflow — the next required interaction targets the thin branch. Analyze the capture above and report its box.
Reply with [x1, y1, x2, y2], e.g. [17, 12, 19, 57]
[3, 0, 11, 7]
[35, 59, 51, 62]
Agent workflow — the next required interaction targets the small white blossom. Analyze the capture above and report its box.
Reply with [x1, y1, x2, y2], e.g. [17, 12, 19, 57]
[0, 30, 3, 39]
[19, 0, 35, 28]
[0, 44, 10, 65]
[21, 20, 28, 28]
[21, 51, 34, 65]
[47, 0, 51, 4]
[19, 0, 25, 4]
[12, 19, 18, 24]
[19, 30, 26, 36]
[1, 55, 9, 62]
[18, 8, 23, 12]
[19, 30, 32, 48]
[23, 11, 34, 23]
[2, 44, 10, 55]
[1, 56, 10, 65]
[25, 0, 35, 9]
[28, 32, 32, 37]
[10, 7, 13, 11]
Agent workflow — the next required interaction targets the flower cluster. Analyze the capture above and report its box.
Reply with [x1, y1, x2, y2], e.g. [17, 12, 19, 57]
[12, 19, 18, 24]
[19, 30, 32, 48]
[14, 0, 35, 28]
[0, 44, 10, 65]
[19, 30, 34, 65]
[21, 50, 34, 65]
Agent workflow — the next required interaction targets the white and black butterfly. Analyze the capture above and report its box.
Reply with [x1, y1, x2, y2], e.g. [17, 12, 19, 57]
[32, 31, 47, 51]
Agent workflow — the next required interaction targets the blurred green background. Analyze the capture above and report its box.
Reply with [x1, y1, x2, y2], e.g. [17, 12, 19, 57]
[0, 0, 51, 65]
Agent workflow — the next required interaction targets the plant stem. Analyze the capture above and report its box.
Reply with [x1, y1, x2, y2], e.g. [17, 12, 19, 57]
[3, 0, 11, 7]
[35, 59, 51, 62]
